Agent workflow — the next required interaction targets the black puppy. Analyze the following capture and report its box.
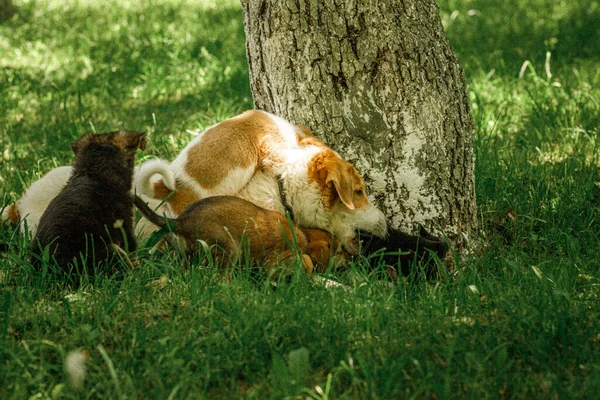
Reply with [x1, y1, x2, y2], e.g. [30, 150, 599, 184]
[30, 131, 146, 274]
[359, 227, 450, 278]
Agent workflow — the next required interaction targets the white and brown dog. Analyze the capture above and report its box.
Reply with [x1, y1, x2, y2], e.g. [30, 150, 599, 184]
[134, 110, 387, 253]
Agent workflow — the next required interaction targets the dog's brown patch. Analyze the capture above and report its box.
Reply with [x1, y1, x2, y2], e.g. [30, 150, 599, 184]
[153, 179, 201, 215]
[134, 195, 312, 276]
[185, 111, 279, 188]
[297, 126, 330, 149]
[298, 135, 328, 149]
[5, 204, 20, 224]
[307, 150, 369, 211]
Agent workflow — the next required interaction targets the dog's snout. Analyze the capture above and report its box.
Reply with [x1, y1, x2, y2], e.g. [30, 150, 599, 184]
[360, 207, 388, 238]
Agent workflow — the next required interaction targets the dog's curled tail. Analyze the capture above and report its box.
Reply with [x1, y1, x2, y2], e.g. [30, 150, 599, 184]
[134, 159, 176, 198]
[133, 195, 176, 230]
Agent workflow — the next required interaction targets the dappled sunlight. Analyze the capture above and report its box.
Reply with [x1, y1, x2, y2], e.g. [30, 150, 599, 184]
[0, 38, 94, 79]
[17, 0, 240, 12]
[471, 64, 600, 171]
[534, 131, 598, 166]
[439, 0, 600, 75]
[0, 0, 250, 184]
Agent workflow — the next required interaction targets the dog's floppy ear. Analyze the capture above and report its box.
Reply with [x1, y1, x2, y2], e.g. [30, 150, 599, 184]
[326, 164, 355, 210]
[311, 152, 356, 210]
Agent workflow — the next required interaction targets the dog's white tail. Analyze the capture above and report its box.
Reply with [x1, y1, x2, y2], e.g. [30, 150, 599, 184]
[134, 159, 176, 198]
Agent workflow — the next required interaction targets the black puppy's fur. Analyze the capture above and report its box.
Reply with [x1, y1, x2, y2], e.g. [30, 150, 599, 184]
[30, 131, 146, 274]
[359, 227, 450, 278]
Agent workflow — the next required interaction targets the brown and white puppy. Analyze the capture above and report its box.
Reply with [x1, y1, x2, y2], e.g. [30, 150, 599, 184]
[134, 110, 387, 252]
[134, 194, 343, 276]
[2, 166, 73, 237]
[30, 131, 146, 274]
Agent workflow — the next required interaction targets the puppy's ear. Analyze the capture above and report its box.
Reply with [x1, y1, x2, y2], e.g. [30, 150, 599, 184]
[326, 165, 355, 210]
[71, 138, 83, 155]
[114, 131, 147, 151]
[135, 132, 147, 151]
[3, 203, 20, 224]
[309, 240, 331, 266]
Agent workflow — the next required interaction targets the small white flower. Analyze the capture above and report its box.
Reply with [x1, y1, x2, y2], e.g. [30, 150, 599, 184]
[65, 350, 89, 390]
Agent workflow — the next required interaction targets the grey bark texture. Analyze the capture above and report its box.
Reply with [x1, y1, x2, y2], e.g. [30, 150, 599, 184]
[0, 0, 15, 23]
[241, 0, 477, 239]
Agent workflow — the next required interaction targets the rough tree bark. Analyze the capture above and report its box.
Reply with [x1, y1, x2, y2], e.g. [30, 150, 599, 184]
[0, 0, 15, 23]
[241, 0, 476, 239]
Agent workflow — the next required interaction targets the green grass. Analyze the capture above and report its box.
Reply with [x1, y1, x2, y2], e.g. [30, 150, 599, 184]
[1, 0, 600, 398]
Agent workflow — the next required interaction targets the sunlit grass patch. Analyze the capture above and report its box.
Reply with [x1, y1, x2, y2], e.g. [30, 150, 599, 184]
[0, 0, 251, 194]
[440, 0, 600, 75]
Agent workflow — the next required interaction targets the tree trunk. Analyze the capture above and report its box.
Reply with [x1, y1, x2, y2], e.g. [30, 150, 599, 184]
[0, 0, 15, 23]
[241, 0, 476, 239]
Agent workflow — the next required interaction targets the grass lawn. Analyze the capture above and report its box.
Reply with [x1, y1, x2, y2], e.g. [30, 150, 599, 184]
[1, 0, 600, 398]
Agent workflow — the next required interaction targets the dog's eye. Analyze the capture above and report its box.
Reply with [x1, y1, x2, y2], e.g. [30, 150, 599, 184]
[355, 189, 364, 196]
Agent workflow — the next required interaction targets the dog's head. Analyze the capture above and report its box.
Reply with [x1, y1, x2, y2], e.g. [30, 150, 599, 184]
[111, 130, 148, 153]
[305, 149, 387, 254]
[72, 131, 146, 166]
[72, 131, 146, 155]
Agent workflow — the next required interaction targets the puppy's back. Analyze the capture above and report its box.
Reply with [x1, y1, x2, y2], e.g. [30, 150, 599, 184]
[30, 131, 144, 273]
[31, 176, 123, 271]
[173, 196, 308, 261]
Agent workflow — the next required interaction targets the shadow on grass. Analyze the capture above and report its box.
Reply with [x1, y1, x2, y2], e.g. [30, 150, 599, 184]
[0, 2, 251, 168]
